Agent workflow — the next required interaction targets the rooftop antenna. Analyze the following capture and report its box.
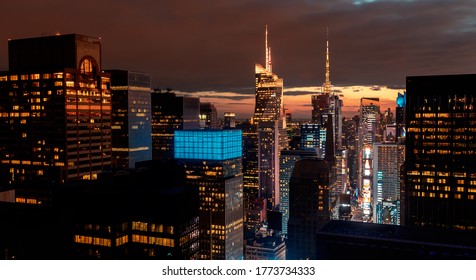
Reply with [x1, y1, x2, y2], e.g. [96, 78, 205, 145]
[323, 27, 331, 95]
[265, 25, 272, 72]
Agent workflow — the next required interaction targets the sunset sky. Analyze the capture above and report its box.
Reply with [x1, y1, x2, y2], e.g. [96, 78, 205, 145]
[2, 0, 475, 119]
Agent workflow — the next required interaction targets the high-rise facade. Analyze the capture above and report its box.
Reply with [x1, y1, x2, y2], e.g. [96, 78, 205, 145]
[253, 26, 285, 211]
[199, 102, 218, 129]
[279, 149, 318, 236]
[0, 34, 112, 187]
[287, 158, 330, 260]
[300, 123, 326, 157]
[404, 74, 476, 231]
[310, 32, 344, 214]
[107, 70, 152, 169]
[151, 90, 199, 160]
[372, 142, 405, 225]
[223, 112, 236, 128]
[174, 129, 244, 259]
[357, 97, 381, 221]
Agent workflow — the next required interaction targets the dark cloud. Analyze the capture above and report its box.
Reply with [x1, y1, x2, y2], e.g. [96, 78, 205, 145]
[1, 0, 476, 93]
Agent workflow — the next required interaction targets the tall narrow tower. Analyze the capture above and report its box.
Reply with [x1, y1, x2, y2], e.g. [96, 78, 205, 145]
[310, 29, 344, 215]
[253, 25, 285, 211]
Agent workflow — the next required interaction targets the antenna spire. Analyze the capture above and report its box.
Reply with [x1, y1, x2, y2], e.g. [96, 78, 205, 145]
[265, 25, 272, 72]
[324, 27, 331, 95]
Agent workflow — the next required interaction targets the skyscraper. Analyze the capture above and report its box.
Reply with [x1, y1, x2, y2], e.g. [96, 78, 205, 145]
[151, 90, 199, 160]
[279, 149, 318, 236]
[253, 26, 285, 211]
[357, 97, 381, 221]
[223, 112, 236, 128]
[174, 129, 244, 259]
[404, 74, 476, 231]
[107, 70, 152, 169]
[300, 123, 326, 157]
[372, 142, 405, 225]
[287, 158, 330, 260]
[0, 34, 112, 187]
[199, 102, 218, 129]
[310, 31, 344, 211]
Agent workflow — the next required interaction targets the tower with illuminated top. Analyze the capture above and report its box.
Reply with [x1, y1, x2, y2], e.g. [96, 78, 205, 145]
[311, 29, 344, 212]
[253, 26, 286, 211]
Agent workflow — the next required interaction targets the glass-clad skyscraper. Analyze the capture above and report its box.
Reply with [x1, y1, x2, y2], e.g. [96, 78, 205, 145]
[174, 129, 243, 259]
[253, 26, 286, 211]
[107, 70, 152, 169]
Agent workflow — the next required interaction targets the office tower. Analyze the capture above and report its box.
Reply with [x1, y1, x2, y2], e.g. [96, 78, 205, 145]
[279, 149, 318, 236]
[343, 116, 359, 191]
[106, 70, 152, 169]
[396, 91, 406, 142]
[199, 102, 218, 129]
[0, 34, 111, 188]
[300, 123, 326, 157]
[236, 120, 260, 229]
[357, 97, 381, 221]
[223, 112, 236, 128]
[253, 26, 285, 210]
[372, 142, 405, 225]
[151, 89, 199, 160]
[404, 74, 476, 231]
[311, 32, 343, 152]
[174, 129, 243, 260]
[287, 158, 330, 260]
[311, 32, 344, 212]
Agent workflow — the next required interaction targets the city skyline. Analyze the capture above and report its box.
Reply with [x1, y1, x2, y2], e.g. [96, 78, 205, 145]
[2, 1, 476, 119]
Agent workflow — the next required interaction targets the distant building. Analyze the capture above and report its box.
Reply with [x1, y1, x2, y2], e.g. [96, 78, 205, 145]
[300, 123, 326, 158]
[0, 34, 112, 188]
[372, 142, 405, 225]
[107, 70, 152, 169]
[151, 90, 199, 160]
[396, 91, 406, 142]
[404, 74, 476, 231]
[174, 129, 244, 260]
[199, 102, 218, 129]
[287, 158, 330, 260]
[357, 97, 381, 221]
[223, 112, 236, 128]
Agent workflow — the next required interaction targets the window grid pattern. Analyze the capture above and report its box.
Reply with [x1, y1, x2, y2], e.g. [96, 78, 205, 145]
[174, 130, 242, 160]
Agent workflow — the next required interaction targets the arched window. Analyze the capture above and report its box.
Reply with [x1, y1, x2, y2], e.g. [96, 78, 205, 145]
[80, 59, 93, 75]
[79, 57, 98, 80]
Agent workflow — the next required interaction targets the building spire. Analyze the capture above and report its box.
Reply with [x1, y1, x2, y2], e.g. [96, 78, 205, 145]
[323, 27, 331, 95]
[265, 25, 272, 72]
